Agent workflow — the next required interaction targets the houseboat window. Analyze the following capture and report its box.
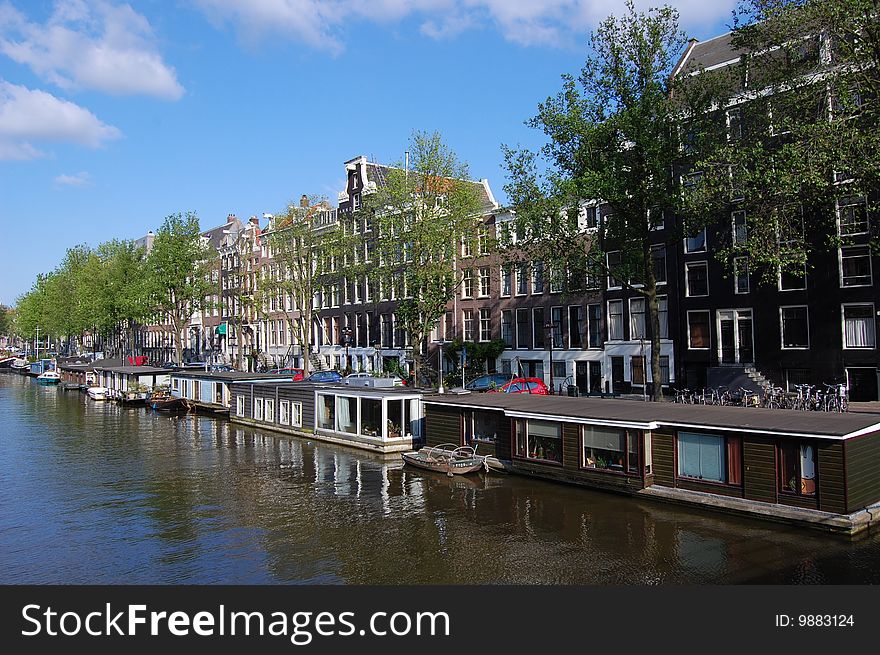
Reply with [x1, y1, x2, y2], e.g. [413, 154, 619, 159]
[464, 412, 496, 445]
[253, 397, 264, 421]
[318, 395, 335, 430]
[279, 399, 290, 425]
[236, 396, 244, 417]
[515, 420, 562, 463]
[292, 402, 302, 428]
[778, 440, 816, 496]
[581, 426, 640, 473]
[677, 432, 741, 484]
[361, 398, 383, 437]
[388, 400, 403, 437]
[336, 396, 358, 434]
[172, 379, 179, 391]
[265, 398, 275, 423]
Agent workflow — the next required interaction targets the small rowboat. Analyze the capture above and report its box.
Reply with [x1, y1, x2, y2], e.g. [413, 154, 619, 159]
[150, 396, 187, 412]
[401, 444, 487, 476]
[87, 386, 109, 401]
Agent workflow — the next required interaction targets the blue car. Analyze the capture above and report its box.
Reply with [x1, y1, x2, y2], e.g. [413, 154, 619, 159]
[465, 373, 515, 392]
[304, 370, 343, 383]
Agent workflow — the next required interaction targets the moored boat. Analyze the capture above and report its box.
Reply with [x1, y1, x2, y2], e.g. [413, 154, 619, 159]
[36, 370, 61, 385]
[87, 386, 109, 401]
[150, 396, 187, 412]
[401, 444, 487, 476]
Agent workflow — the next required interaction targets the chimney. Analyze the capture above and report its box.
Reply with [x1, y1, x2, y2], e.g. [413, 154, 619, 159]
[249, 216, 260, 226]
[227, 213, 237, 223]
[300, 194, 309, 208]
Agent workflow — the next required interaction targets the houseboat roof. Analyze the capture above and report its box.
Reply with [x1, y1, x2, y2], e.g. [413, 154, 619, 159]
[94, 365, 171, 375]
[171, 370, 296, 381]
[422, 393, 880, 440]
[57, 357, 124, 372]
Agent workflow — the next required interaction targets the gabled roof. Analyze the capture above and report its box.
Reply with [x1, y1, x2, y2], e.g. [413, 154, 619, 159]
[674, 32, 745, 77]
[202, 216, 243, 251]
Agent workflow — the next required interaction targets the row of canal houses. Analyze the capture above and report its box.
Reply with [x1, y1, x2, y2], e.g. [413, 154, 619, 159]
[50, 357, 880, 534]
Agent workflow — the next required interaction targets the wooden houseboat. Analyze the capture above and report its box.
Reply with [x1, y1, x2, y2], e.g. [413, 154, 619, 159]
[229, 381, 424, 454]
[422, 393, 880, 534]
[169, 370, 293, 414]
[93, 364, 171, 402]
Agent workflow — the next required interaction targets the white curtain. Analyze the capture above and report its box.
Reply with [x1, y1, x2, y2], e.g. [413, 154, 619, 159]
[845, 315, 874, 347]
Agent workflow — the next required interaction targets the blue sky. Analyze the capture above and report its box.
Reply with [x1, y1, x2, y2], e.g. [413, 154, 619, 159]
[0, 0, 735, 306]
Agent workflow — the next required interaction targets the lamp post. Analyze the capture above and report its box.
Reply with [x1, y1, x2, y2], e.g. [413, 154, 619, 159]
[544, 322, 556, 394]
[341, 326, 353, 374]
[433, 340, 450, 393]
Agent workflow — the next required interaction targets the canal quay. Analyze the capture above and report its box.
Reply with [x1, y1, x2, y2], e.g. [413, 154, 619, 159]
[3, 373, 880, 585]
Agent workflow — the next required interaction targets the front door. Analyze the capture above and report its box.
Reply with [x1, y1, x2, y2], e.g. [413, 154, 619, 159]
[717, 309, 754, 364]
[576, 361, 589, 394]
[611, 357, 625, 394]
[847, 368, 879, 401]
[589, 360, 602, 394]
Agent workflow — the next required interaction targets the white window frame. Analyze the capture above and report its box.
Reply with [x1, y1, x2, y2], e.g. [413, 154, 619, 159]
[684, 228, 707, 253]
[607, 300, 624, 341]
[836, 195, 869, 237]
[629, 297, 646, 340]
[687, 310, 711, 350]
[253, 397, 264, 421]
[778, 263, 807, 291]
[839, 245, 873, 288]
[780, 305, 810, 350]
[265, 398, 275, 423]
[734, 257, 750, 294]
[236, 395, 244, 417]
[842, 303, 876, 349]
[685, 261, 709, 297]
[279, 399, 290, 425]
[292, 402, 303, 427]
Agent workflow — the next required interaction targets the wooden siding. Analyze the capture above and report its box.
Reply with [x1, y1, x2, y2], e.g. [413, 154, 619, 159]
[844, 432, 880, 513]
[818, 441, 846, 514]
[425, 406, 462, 448]
[742, 439, 776, 504]
[651, 432, 675, 487]
[230, 383, 316, 432]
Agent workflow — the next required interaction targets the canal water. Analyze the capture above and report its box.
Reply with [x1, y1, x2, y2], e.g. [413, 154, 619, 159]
[2, 373, 879, 584]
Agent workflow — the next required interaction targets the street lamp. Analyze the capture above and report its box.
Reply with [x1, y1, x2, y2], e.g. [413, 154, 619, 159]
[433, 339, 450, 393]
[544, 322, 557, 395]
[341, 327, 353, 374]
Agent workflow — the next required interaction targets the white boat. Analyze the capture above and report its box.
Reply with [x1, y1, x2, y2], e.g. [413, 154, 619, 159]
[36, 370, 61, 385]
[87, 386, 109, 401]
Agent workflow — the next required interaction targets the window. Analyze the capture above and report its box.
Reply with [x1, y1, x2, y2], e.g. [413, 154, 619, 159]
[685, 261, 709, 296]
[727, 107, 743, 141]
[778, 440, 816, 496]
[685, 228, 707, 253]
[678, 432, 741, 484]
[462, 269, 473, 298]
[607, 300, 623, 341]
[516, 309, 531, 349]
[472, 308, 489, 342]
[837, 195, 869, 236]
[688, 311, 710, 349]
[514, 419, 562, 464]
[588, 304, 602, 348]
[660, 355, 670, 384]
[651, 245, 666, 284]
[568, 306, 583, 348]
[291, 402, 302, 428]
[732, 210, 747, 245]
[606, 251, 622, 289]
[279, 399, 290, 425]
[583, 205, 599, 229]
[781, 306, 809, 349]
[516, 262, 529, 295]
[253, 397, 264, 421]
[629, 298, 646, 340]
[658, 296, 668, 339]
[501, 310, 513, 346]
[533, 307, 545, 349]
[335, 396, 358, 434]
[549, 263, 563, 293]
[478, 267, 491, 297]
[462, 236, 473, 257]
[631, 356, 646, 386]
[478, 226, 489, 255]
[550, 306, 564, 348]
[582, 426, 639, 473]
[843, 304, 875, 348]
[463, 411, 497, 445]
[840, 246, 872, 287]
[265, 398, 275, 423]
[734, 257, 750, 294]
[649, 206, 664, 230]
[501, 266, 511, 297]
[236, 395, 244, 417]
[532, 261, 545, 294]
[779, 264, 807, 290]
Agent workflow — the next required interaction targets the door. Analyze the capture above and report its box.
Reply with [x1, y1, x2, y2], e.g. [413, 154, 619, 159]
[589, 360, 602, 394]
[847, 368, 879, 401]
[576, 361, 589, 394]
[717, 309, 754, 364]
[611, 357, 625, 394]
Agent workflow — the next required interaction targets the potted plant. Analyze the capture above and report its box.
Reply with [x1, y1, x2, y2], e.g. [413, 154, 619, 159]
[387, 420, 401, 439]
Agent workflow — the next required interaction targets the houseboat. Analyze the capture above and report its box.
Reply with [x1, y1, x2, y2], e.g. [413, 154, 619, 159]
[169, 370, 294, 414]
[57, 358, 106, 390]
[93, 364, 171, 402]
[421, 393, 880, 535]
[229, 381, 424, 455]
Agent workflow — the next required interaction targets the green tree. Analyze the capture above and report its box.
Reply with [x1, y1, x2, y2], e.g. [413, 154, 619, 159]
[684, 0, 880, 284]
[0, 305, 10, 338]
[352, 131, 484, 386]
[146, 212, 213, 365]
[503, 1, 715, 400]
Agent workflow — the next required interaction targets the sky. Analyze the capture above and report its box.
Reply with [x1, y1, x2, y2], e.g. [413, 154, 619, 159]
[0, 0, 736, 305]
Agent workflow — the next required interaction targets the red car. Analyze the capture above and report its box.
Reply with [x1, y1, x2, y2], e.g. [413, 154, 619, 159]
[268, 367, 305, 381]
[491, 377, 550, 395]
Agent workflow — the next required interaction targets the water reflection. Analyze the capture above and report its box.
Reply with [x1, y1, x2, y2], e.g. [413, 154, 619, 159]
[1, 373, 880, 584]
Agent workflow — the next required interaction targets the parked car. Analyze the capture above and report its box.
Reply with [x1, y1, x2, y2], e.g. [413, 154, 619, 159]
[387, 375, 407, 387]
[210, 364, 236, 372]
[343, 372, 371, 384]
[490, 377, 550, 395]
[267, 367, 305, 380]
[303, 370, 343, 383]
[465, 373, 516, 392]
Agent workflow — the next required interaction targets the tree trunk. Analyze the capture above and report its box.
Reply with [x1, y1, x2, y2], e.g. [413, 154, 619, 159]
[644, 256, 664, 402]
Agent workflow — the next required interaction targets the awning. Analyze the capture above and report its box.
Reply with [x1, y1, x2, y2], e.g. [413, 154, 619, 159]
[215, 323, 227, 335]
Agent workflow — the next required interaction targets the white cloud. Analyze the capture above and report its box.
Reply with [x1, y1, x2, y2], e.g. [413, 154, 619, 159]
[0, 79, 121, 160]
[0, 0, 184, 100]
[54, 171, 92, 187]
[193, 0, 735, 51]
